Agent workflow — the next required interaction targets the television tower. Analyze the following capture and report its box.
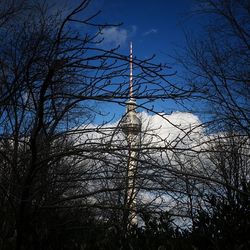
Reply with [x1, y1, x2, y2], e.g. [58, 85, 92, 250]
[121, 42, 141, 229]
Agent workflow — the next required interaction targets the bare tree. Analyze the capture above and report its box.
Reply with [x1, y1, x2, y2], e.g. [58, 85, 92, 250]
[159, 0, 250, 247]
[0, 0, 183, 249]
[178, 0, 250, 134]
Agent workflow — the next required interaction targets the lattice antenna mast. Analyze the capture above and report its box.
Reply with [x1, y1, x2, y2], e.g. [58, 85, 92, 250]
[130, 42, 133, 99]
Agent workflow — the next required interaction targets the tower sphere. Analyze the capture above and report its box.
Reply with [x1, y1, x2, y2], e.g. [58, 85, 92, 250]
[121, 98, 141, 135]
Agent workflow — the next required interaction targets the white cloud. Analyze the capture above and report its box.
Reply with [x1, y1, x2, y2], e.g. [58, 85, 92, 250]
[100, 25, 137, 47]
[140, 111, 203, 147]
[101, 27, 127, 46]
[143, 28, 158, 36]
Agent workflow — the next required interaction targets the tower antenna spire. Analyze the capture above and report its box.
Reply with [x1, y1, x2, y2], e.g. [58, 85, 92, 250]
[130, 41, 133, 99]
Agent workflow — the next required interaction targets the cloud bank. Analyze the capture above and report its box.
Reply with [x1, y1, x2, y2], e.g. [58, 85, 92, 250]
[80, 111, 203, 150]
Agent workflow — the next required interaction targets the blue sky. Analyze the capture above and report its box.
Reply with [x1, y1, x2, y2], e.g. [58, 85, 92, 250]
[97, 0, 200, 59]
[88, 0, 207, 123]
[63, 0, 208, 123]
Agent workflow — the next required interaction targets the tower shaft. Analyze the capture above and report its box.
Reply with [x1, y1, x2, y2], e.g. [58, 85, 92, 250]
[125, 133, 140, 226]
